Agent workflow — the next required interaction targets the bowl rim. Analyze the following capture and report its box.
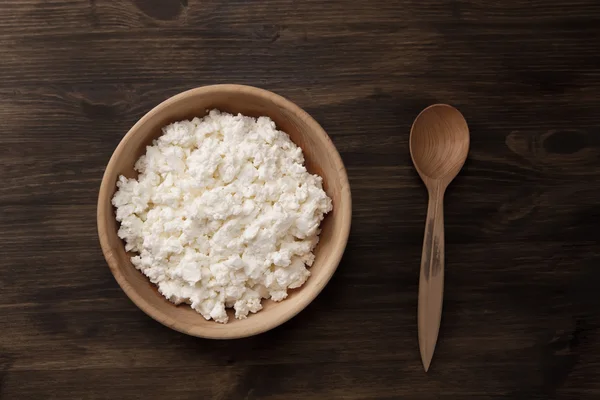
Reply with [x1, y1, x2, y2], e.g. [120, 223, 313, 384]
[97, 84, 352, 338]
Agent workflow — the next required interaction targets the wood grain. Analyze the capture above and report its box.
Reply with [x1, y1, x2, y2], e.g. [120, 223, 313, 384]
[2, 0, 600, 398]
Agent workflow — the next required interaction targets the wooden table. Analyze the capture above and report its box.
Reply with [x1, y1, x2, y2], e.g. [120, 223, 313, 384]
[2, 1, 600, 399]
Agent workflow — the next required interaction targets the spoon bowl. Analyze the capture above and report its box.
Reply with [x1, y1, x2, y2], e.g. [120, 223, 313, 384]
[409, 104, 469, 372]
[410, 104, 469, 183]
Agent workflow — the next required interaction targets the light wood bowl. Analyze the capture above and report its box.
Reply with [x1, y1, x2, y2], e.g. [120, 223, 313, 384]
[97, 84, 352, 339]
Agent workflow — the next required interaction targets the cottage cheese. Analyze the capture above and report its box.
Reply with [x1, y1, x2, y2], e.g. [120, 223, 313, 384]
[112, 110, 332, 323]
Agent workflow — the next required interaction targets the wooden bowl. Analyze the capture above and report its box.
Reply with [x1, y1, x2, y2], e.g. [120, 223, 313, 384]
[97, 84, 351, 339]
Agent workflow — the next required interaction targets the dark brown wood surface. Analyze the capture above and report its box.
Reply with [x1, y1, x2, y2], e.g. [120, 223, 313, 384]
[2, 1, 600, 399]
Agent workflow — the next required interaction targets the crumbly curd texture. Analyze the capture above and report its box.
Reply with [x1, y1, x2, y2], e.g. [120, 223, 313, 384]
[112, 110, 332, 323]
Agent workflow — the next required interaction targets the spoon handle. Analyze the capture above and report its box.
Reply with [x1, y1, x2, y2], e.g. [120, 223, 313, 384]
[418, 184, 445, 372]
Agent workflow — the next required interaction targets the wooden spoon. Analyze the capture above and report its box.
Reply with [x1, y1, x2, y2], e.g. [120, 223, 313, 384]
[409, 104, 470, 372]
